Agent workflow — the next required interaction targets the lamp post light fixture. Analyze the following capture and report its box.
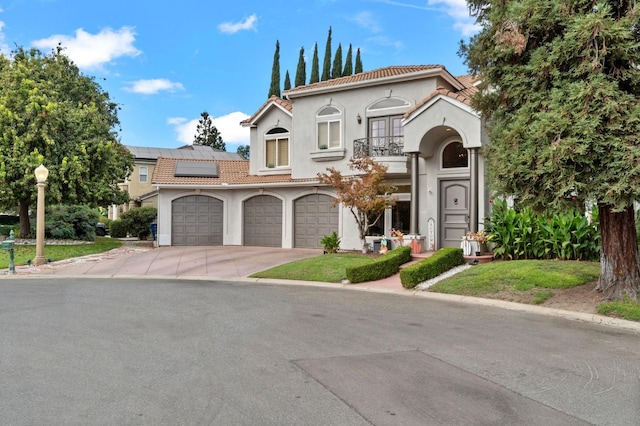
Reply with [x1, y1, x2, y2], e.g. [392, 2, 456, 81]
[33, 164, 49, 266]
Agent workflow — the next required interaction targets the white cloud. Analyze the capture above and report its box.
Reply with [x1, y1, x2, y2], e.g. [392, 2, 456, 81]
[351, 11, 381, 33]
[218, 14, 258, 35]
[0, 9, 8, 56]
[372, 0, 479, 36]
[428, 0, 480, 36]
[124, 79, 185, 95]
[168, 111, 250, 146]
[32, 26, 141, 70]
[367, 35, 403, 50]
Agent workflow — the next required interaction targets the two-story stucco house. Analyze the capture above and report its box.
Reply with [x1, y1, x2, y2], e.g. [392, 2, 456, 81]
[152, 65, 488, 251]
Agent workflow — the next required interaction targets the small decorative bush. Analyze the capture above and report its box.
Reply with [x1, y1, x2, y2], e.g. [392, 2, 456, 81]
[109, 219, 127, 238]
[400, 248, 464, 289]
[320, 231, 341, 253]
[346, 246, 412, 283]
[44, 204, 99, 241]
[120, 207, 157, 240]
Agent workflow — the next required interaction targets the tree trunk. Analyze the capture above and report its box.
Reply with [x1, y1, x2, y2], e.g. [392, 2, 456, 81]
[596, 204, 640, 301]
[18, 198, 31, 238]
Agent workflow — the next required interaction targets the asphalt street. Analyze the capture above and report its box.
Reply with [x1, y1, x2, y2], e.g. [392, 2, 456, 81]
[1, 278, 638, 425]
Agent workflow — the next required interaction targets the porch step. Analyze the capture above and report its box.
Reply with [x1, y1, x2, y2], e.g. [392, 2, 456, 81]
[464, 254, 494, 264]
[399, 251, 435, 269]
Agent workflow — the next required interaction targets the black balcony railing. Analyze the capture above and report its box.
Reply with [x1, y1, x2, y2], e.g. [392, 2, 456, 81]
[353, 136, 405, 157]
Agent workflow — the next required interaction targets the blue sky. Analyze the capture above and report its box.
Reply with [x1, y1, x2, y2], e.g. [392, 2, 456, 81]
[0, 0, 479, 153]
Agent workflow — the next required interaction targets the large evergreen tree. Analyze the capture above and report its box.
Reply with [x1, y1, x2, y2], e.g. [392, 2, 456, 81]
[310, 43, 320, 84]
[236, 145, 250, 160]
[0, 47, 133, 237]
[321, 27, 332, 81]
[463, 0, 640, 301]
[343, 44, 353, 76]
[194, 112, 225, 150]
[283, 70, 291, 91]
[294, 46, 306, 87]
[354, 48, 363, 74]
[331, 43, 343, 79]
[268, 40, 281, 98]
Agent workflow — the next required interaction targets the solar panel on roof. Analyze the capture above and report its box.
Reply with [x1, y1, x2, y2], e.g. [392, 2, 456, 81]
[174, 161, 219, 178]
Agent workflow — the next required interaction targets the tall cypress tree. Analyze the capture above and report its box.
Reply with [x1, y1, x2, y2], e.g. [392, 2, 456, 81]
[310, 43, 320, 84]
[321, 27, 332, 81]
[354, 47, 363, 74]
[343, 44, 353, 76]
[283, 70, 291, 91]
[331, 43, 343, 79]
[294, 46, 306, 87]
[268, 40, 281, 98]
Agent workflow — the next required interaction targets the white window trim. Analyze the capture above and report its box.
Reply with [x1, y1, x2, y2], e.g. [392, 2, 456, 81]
[316, 106, 343, 150]
[265, 135, 290, 168]
[139, 166, 148, 183]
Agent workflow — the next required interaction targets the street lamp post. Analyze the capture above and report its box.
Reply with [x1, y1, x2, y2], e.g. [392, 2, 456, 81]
[33, 164, 49, 266]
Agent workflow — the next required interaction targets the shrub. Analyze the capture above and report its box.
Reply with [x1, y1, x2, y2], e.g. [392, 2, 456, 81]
[44, 205, 99, 241]
[0, 215, 19, 225]
[109, 219, 127, 238]
[400, 248, 464, 289]
[346, 246, 411, 283]
[0, 225, 16, 237]
[120, 207, 157, 240]
[320, 231, 341, 253]
[485, 199, 600, 261]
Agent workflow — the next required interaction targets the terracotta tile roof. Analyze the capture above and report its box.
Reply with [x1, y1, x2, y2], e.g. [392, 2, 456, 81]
[283, 65, 445, 95]
[403, 74, 480, 119]
[151, 157, 317, 186]
[240, 95, 293, 126]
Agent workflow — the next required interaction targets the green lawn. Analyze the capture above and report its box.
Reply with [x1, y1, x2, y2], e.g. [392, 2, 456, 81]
[429, 260, 601, 296]
[250, 253, 376, 283]
[0, 237, 122, 269]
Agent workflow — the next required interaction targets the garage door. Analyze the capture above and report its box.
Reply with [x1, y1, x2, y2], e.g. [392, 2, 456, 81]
[172, 195, 223, 246]
[243, 195, 282, 247]
[294, 194, 339, 248]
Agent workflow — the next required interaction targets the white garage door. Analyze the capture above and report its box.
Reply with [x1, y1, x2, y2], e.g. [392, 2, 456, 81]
[243, 195, 282, 247]
[172, 195, 223, 246]
[294, 194, 339, 248]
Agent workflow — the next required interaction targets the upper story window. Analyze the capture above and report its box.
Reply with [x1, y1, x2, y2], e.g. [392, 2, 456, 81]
[265, 127, 289, 168]
[442, 141, 468, 168]
[139, 166, 148, 183]
[369, 98, 410, 110]
[317, 106, 342, 150]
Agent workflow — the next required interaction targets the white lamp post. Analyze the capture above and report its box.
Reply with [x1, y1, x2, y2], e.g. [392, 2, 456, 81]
[33, 164, 49, 266]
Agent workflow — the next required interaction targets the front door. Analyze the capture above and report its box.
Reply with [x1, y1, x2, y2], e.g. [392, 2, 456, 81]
[440, 180, 469, 248]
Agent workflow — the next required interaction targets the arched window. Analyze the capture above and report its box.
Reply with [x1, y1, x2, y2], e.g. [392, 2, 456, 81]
[442, 142, 468, 168]
[316, 106, 342, 150]
[265, 127, 289, 168]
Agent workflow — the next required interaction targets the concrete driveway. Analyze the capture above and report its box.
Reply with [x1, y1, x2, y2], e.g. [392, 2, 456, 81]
[19, 246, 321, 280]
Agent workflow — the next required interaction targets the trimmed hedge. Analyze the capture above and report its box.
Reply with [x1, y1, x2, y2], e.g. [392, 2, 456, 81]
[400, 248, 464, 289]
[109, 220, 127, 238]
[346, 246, 412, 283]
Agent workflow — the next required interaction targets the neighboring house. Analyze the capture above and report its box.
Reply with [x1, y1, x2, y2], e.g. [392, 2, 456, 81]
[153, 65, 488, 250]
[109, 144, 243, 220]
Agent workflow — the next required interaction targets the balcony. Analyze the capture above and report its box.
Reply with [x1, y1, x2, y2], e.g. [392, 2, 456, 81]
[353, 136, 409, 175]
[353, 136, 405, 157]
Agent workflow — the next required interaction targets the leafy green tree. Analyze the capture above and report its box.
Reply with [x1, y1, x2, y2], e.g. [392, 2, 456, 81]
[354, 48, 363, 74]
[310, 43, 320, 84]
[0, 46, 133, 237]
[318, 156, 396, 253]
[294, 46, 306, 87]
[268, 40, 281, 98]
[236, 145, 250, 160]
[283, 70, 291, 91]
[343, 44, 353, 76]
[331, 43, 343, 79]
[321, 27, 332, 81]
[463, 0, 640, 301]
[194, 111, 225, 150]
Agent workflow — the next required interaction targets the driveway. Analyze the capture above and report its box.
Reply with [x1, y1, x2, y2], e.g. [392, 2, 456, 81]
[14, 245, 321, 280]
